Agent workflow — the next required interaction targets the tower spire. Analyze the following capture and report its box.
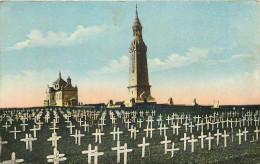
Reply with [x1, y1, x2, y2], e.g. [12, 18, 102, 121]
[59, 71, 61, 78]
[136, 4, 138, 18]
[132, 4, 142, 30]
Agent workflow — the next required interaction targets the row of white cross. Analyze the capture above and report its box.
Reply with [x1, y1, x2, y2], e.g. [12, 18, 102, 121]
[1, 108, 259, 164]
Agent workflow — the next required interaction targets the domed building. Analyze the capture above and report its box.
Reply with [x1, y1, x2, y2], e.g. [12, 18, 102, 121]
[43, 72, 78, 107]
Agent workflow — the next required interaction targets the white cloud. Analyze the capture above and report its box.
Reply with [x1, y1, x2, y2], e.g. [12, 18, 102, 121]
[86, 47, 256, 76]
[87, 48, 209, 75]
[4, 24, 112, 51]
[149, 47, 209, 71]
[231, 54, 251, 59]
[87, 56, 129, 75]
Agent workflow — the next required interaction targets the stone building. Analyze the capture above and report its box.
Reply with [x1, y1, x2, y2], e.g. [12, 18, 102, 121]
[124, 6, 156, 107]
[44, 72, 78, 107]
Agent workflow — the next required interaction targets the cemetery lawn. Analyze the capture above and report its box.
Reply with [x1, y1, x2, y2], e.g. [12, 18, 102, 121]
[1, 106, 260, 164]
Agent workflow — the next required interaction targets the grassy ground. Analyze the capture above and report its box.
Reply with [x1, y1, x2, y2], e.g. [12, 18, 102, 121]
[1, 106, 260, 164]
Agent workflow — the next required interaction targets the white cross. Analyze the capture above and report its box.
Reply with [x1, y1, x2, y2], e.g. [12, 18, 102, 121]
[158, 124, 168, 136]
[45, 114, 50, 123]
[92, 129, 104, 143]
[254, 126, 260, 140]
[157, 115, 163, 125]
[167, 142, 180, 157]
[27, 134, 37, 152]
[206, 119, 211, 130]
[198, 131, 207, 149]
[242, 127, 249, 141]
[9, 126, 21, 139]
[78, 118, 83, 126]
[211, 122, 216, 131]
[188, 122, 195, 134]
[206, 132, 214, 150]
[172, 122, 180, 135]
[139, 111, 144, 117]
[111, 116, 117, 125]
[76, 130, 85, 146]
[145, 111, 150, 116]
[2, 152, 24, 164]
[120, 143, 132, 164]
[188, 134, 198, 153]
[92, 146, 104, 164]
[2, 122, 11, 130]
[82, 121, 91, 132]
[230, 118, 233, 128]
[254, 117, 260, 126]
[166, 115, 171, 124]
[183, 121, 189, 132]
[8, 117, 14, 125]
[98, 120, 105, 131]
[71, 129, 85, 145]
[82, 144, 96, 164]
[66, 122, 75, 135]
[30, 125, 40, 138]
[180, 133, 190, 151]
[160, 136, 171, 154]
[125, 119, 131, 129]
[110, 127, 117, 141]
[193, 115, 201, 123]
[151, 110, 156, 116]
[132, 127, 139, 140]
[221, 130, 229, 147]
[228, 128, 236, 143]
[49, 124, 59, 133]
[71, 129, 79, 145]
[20, 120, 28, 131]
[46, 147, 67, 164]
[128, 125, 135, 138]
[115, 127, 123, 141]
[195, 121, 200, 131]
[138, 137, 150, 158]
[35, 121, 44, 130]
[112, 141, 125, 163]
[200, 120, 205, 131]
[48, 132, 61, 148]
[137, 118, 143, 128]
[146, 116, 154, 127]
[144, 125, 155, 138]
[20, 133, 30, 150]
[214, 129, 222, 146]
[0, 136, 8, 154]
[132, 115, 137, 122]
[226, 118, 229, 128]
[236, 129, 243, 145]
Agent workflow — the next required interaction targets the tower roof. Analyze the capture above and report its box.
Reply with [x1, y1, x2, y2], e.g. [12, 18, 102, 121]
[132, 4, 142, 29]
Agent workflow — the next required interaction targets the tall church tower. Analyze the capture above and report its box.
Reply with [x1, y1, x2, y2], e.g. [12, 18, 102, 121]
[125, 5, 155, 107]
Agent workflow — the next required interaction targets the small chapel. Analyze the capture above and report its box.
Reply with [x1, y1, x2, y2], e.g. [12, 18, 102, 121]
[43, 72, 78, 107]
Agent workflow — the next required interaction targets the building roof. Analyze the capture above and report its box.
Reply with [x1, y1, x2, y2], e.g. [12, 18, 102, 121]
[53, 72, 67, 86]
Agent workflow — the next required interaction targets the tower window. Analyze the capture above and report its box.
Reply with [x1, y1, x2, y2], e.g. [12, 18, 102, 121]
[132, 91, 133, 94]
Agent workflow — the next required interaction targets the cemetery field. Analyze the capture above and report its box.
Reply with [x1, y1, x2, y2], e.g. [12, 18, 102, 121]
[1, 105, 260, 164]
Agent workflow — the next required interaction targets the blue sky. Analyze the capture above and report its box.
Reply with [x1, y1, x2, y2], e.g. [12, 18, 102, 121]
[0, 2, 259, 107]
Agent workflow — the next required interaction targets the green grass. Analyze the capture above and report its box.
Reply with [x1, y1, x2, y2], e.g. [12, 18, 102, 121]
[1, 106, 260, 164]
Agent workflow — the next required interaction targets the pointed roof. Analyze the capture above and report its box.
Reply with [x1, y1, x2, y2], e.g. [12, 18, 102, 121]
[132, 4, 142, 29]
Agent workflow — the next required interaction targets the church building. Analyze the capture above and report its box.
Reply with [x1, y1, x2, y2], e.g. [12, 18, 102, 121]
[44, 72, 78, 107]
[124, 6, 156, 107]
